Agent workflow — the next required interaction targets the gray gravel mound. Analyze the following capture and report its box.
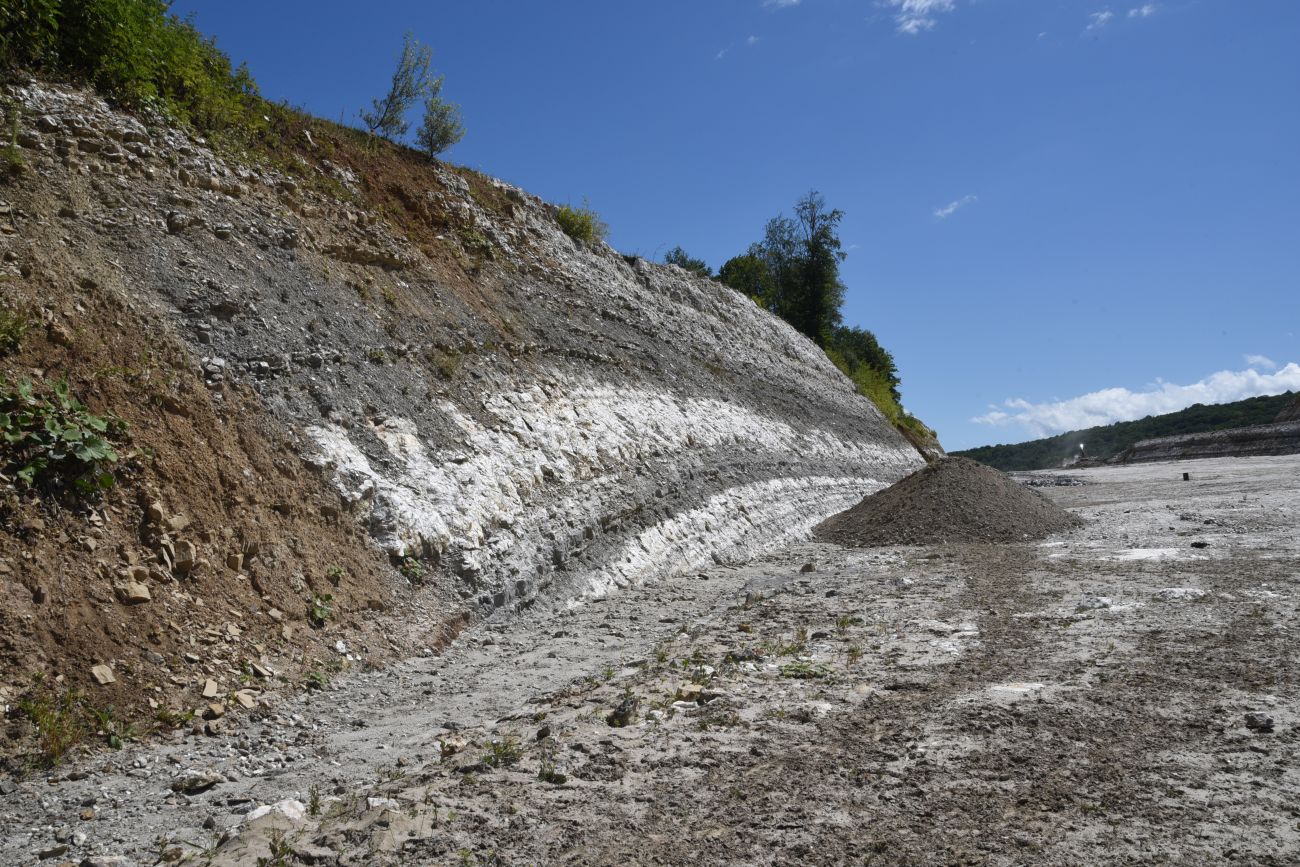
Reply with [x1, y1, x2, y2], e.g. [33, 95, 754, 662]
[815, 456, 1082, 546]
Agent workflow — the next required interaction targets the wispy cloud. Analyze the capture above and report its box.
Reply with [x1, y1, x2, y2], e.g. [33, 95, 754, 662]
[716, 47, 730, 60]
[886, 0, 957, 35]
[1086, 9, 1115, 32]
[933, 194, 977, 219]
[1128, 3, 1158, 18]
[974, 363, 1300, 437]
[1246, 354, 1278, 370]
[763, 0, 800, 9]
[747, 35, 761, 45]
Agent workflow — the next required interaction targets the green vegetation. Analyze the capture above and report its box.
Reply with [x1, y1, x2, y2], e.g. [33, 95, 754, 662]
[713, 191, 928, 440]
[664, 245, 712, 278]
[954, 391, 1297, 471]
[480, 735, 523, 769]
[0, 376, 127, 494]
[0, 308, 28, 353]
[556, 201, 607, 244]
[17, 679, 134, 766]
[0, 0, 260, 135]
[306, 593, 333, 628]
[361, 31, 463, 157]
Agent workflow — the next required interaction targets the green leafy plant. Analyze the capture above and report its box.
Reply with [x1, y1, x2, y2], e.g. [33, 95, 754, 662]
[306, 593, 333, 628]
[555, 200, 607, 244]
[0, 376, 127, 494]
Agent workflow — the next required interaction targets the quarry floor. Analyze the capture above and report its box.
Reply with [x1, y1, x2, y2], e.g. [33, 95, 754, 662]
[2, 454, 1299, 866]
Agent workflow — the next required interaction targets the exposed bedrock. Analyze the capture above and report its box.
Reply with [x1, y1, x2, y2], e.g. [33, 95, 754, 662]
[1118, 420, 1300, 465]
[6, 82, 924, 614]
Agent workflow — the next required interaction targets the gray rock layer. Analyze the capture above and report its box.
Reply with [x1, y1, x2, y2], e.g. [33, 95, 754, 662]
[1118, 421, 1300, 464]
[5, 82, 923, 613]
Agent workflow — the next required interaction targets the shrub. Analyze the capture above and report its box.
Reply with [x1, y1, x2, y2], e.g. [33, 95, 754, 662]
[0, 0, 261, 136]
[0, 376, 126, 494]
[555, 201, 607, 244]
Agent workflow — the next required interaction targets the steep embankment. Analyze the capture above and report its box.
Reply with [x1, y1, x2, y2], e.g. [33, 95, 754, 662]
[0, 82, 921, 748]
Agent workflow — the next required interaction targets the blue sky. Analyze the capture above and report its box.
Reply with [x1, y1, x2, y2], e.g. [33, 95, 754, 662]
[171, 1, 1299, 450]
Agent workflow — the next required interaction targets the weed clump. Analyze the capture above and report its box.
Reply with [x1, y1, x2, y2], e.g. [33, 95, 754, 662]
[555, 201, 607, 244]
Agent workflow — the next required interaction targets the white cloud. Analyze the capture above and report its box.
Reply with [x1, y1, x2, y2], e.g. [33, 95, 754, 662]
[1128, 3, 1158, 17]
[763, 0, 800, 8]
[973, 363, 1300, 437]
[747, 35, 761, 45]
[716, 47, 730, 60]
[887, 0, 957, 35]
[1086, 9, 1114, 31]
[1246, 354, 1278, 370]
[933, 194, 977, 219]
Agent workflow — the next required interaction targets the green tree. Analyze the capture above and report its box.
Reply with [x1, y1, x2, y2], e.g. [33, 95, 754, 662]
[361, 32, 433, 141]
[415, 75, 464, 157]
[745, 191, 846, 345]
[718, 248, 775, 305]
[664, 246, 712, 279]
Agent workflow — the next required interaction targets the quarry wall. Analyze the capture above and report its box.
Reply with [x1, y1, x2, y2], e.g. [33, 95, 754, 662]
[3, 82, 923, 620]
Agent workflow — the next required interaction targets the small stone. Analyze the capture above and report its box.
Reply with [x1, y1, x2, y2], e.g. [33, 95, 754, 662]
[234, 691, 256, 709]
[165, 211, 191, 234]
[115, 580, 151, 604]
[90, 665, 116, 685]
[201, 679, 219, 698]
[147, 501, 166, 525]
[165, 514, 190, 533]
[171, 769, 223, 794]
[36, 844, 68, 860]
[173, 541, 197, 573]
[203, 703, 225, 720]
[1245, 712, 1275, 734]
[47, 323, 74, 346]
[225, 553, 243, 571]
[1155, 587, 1206, 602]
[799, 562, 815, 573]
[79, 809, 95, 821]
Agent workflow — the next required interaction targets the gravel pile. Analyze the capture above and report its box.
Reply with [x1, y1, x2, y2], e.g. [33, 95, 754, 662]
[815, 456, 1082, 546]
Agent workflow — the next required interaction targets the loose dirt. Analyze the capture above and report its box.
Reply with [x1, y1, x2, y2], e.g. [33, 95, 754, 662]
[0, 455, 1297, 865]
[815, 455, 1082, 546]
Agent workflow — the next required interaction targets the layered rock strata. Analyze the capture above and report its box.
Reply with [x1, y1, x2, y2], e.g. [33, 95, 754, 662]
[4, 82, 923, 613]
[1117, 421, 1300, 464]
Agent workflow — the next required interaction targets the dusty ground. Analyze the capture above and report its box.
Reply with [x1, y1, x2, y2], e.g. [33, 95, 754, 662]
[1, 454, 1297, 865]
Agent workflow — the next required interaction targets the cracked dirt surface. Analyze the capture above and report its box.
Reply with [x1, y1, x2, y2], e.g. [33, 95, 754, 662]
[1, 455, 1297, 865]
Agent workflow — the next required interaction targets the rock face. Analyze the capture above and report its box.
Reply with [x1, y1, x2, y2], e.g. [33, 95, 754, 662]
[4, 82, 923, 613]
[1275, 395, 1300, 424]
[1117, 421, 1300, 464]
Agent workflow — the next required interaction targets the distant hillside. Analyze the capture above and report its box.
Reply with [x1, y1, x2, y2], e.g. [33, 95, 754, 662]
[954, 392, 1297, 471]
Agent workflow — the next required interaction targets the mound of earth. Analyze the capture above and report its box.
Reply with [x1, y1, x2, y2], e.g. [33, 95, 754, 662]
[815, 456, 1081, 546]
